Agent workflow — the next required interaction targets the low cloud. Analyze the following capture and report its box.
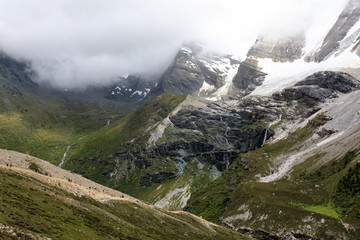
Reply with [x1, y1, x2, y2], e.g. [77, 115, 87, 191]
[0, 0, 349, 89]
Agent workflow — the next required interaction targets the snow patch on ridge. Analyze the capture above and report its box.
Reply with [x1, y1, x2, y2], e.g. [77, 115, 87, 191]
[343, 19, 360, 41]
[198, 81, 215, 95]
[198, 57, 235, 76]
[251, 48, 360, 96]
[206, 65, 239, 101]
[180, 47, 192, 54]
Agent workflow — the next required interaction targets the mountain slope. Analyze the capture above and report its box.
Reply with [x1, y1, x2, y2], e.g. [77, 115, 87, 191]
[185, 71, 360, 239]
[0, 149, 250, 240]
[0, 1, 360, 239]
[157, 44, 240, 96]
[0, 54, 128, 164]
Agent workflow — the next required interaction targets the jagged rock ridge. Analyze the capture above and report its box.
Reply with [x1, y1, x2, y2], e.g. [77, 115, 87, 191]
[306, 0, 360, 62]
[158, 44, 240, 96]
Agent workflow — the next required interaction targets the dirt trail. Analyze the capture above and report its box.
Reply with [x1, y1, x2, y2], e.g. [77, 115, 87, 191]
[0, 149, 135, 202]
[0, 149, 220, 231]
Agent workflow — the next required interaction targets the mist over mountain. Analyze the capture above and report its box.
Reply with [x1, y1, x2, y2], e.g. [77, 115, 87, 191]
[2, 1, 360, 239]
[0, 0, 348, 89]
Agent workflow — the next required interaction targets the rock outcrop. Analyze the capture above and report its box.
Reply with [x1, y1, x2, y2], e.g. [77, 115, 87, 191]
[296, 71, 360, 93]
[306, 0, 360, 62]
[228, 32, 306, 99]
[273, 71, 360, 105]
[230, 58, 267, 98]
[169, 108, 271, 153]
[247, 34, 305, 62]
[158, 44, 240, 96]
[160, 47, 205, 95]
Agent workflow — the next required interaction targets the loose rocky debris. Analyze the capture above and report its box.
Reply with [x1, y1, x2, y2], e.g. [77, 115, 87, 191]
[236, 227, 318, 240]
[0, 223, 52, 240]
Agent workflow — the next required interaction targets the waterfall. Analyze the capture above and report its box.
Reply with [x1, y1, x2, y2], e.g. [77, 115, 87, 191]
[106, 119, 111, 126]
[223, 153, 230, 170]
[59, 145, 71, 168]
[220, 116, 232, 169]
[220, 116, 230, 149]
[262, 126, 270, 146]
[225, 158, 230, 169]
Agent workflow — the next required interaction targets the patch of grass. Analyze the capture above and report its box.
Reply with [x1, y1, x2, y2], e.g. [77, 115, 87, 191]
[185, 176, 231, 224]
[290, 202, 341, 220]
[306, 204, 341, 219]
[29, 162, 42, 173]
[190, 170, 213, 193]
[300, 151, 357, 181]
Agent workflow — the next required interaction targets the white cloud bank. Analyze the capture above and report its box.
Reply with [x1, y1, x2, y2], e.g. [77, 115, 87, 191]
[0, 0, 349, 88]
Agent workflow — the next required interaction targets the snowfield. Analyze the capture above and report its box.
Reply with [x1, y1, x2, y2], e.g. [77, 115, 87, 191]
[251, 48, 360, 96]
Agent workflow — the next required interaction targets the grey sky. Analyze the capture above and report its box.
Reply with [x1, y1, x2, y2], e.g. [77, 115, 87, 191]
[0, 0, 349, 89]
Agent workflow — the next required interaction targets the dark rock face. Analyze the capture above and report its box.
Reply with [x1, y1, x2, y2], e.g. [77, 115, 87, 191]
[156, 101, 277, 172]
[169, 109, 269, 153]
[196, 151, 238, 171]
[123, 98, 278, 186]
[160, 49, 205, 94]
[158, 45, 240, 96]
[0, 55, 41, 102]
[140, 172, 176, 187]
[229, 34, 304, 99]
[274, 71, 360, 105]
[230, 58, 267, 98]
[154, 140, 214, 156]
[306, 0, 360, 62]
[296, 71, 360, 93]
[275, 86, 336, 104]
[247, 34, 305, 62]
[235, 227, 318, 240]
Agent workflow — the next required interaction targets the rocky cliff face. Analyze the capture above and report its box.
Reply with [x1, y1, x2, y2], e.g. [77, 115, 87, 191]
[158, 44, 240, 96]
[273, 71, 360, 105]
[0, 54, 43, 108]
[227, 34, 304, 99]
[121, 102, 276, 187]
[229, 58, 267, 98]
[160, 47, 205, 95]
[185, 70, 360, 239]
[306, 0, 360, 62]
[247, 34, 305, 62]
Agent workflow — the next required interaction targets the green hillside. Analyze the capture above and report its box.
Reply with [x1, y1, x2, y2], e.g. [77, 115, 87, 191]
[0, 164, 249, 240]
